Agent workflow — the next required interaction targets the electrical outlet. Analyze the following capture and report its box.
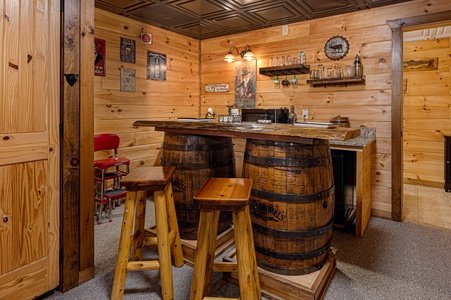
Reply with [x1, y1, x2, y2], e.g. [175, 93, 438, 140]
[302, 109, 309, 119]
[282, 25, 288, 35]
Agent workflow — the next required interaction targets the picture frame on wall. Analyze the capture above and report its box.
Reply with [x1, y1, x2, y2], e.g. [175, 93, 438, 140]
[120, 68, 136, 92]
[234, 59, 257, 108]
[147, 51, 167, 81]
[94, 38, 106, 76]
[120, 37, 135, 63]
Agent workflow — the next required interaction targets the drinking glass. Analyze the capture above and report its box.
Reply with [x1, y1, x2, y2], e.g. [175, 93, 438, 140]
[291, 75, 298, 88]
[327, 68, 335, 78]
[287, 55, 292, 65]
[345, 65, 355, 78]
[336, 67, 343, 79]
[318, 64, 325, 79]
[274, 76, 280, 89]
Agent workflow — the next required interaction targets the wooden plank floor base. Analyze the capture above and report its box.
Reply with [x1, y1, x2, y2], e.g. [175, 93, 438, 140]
[145, 226, 235, 266]
[223, 248, 337, 300]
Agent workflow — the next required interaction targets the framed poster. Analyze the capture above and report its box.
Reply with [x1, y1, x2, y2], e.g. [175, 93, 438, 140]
[120, 37, 135, 63]
[120, 68, 135, 92]
[234, 60, 256, 108]
[147, 51, 167, 81]
[94, 38, 105, 76]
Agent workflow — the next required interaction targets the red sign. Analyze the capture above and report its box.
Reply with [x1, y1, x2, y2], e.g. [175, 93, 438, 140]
[94, 38, 106, 76]
[140, 33, 152, 44]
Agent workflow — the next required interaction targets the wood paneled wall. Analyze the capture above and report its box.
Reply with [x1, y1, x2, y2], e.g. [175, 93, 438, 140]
[200, 0, 451, 218]
[94, 0, 451, 219]
[403, 38, 451, 187]
[94, 9, 200, 168]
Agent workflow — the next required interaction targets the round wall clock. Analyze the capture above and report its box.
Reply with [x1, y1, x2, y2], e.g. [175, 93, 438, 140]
[324, 36, 349, 61]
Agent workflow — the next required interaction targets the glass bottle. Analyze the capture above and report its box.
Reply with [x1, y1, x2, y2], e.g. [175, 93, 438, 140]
[354, 54, 363, 77]
[288, 105, 297, 124]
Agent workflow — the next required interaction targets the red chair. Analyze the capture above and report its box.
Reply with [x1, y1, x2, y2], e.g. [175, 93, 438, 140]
[94, 134, 130, 224]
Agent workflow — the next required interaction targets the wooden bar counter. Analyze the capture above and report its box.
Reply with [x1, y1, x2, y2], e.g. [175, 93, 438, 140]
[133, 120, 361, 143]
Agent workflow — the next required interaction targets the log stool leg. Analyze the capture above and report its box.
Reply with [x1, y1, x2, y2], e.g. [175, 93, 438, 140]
[154, 189, 173, 300]
[111, 190, 138, 300]
[132, 190, 146, 261]
[164, 181, 184, 267]
[233, 205, 261, 300]
[189, 210, 221, 300]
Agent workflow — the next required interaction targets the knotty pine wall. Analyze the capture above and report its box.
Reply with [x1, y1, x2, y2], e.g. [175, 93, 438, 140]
[403, 38, 451, 186]
[200, 0, 451, 218]
[94, 0, 451, 219]
[94, 9, 200, 169]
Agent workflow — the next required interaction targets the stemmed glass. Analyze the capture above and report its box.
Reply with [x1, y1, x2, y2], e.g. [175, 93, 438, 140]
[291, 75, 298, 88]
[274, 76, 280, 89]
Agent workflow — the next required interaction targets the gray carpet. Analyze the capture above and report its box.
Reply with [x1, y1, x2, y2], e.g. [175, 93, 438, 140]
[44, 200, 451, 300]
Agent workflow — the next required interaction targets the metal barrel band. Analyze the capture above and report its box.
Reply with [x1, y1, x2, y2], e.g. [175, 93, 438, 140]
[163, 142, 232, 151]
[161, 157, 235, 170]
[256, 252, 330, 276]
[254, 238, 332, 261]
[250, 184, 334, 203]
[244, 152, 330, 168]
[252, 218, 334, 239]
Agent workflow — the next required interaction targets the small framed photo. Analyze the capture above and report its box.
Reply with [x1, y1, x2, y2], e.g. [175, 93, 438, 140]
[147, 51, 167, 81]
[120, 37, 135, 63]
[120, 68, 136, 92]
[94, 38, 106, 76]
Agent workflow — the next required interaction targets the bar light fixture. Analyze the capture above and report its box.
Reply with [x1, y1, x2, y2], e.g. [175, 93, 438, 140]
[224, 45, 256, 63]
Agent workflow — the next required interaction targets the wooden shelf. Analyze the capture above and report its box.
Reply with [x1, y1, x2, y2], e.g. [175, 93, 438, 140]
[259, 65, 310, 76]
[307, 76, 366, 87]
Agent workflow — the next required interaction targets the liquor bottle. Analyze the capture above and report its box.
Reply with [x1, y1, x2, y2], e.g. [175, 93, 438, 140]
[288, 105, 297, 124]
[354, 54, 363, 77]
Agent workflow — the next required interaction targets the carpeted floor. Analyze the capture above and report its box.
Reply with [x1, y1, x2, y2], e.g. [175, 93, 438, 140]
[43, 200, 451, 300]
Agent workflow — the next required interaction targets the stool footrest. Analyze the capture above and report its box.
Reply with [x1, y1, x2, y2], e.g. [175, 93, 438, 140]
[127, 260, 160, 271]
[212, 262, 237, 273]
[142, 229, 177, 247]
[143, 236, 158, 246]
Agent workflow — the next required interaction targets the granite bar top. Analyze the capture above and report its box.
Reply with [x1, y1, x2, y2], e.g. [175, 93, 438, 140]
[329, 127, 375, 147]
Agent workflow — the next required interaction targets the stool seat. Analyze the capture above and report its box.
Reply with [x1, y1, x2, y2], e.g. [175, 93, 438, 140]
[121, 166, 175, 190]
[111, 166, 183, 300]
[194, 178, 252, 211]
[190, 178, 261, 300]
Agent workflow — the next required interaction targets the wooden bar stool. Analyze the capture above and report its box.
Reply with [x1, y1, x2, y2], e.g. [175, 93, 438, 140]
[111, 166, 184, 300]
[189, 178, 261, 300]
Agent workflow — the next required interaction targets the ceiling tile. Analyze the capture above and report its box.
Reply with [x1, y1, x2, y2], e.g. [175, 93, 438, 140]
[95, 0, 414, 39]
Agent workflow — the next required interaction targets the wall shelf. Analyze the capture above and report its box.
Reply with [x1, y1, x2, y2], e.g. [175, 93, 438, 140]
[259, 65, 310, 76]
[307, 76, 366, 87]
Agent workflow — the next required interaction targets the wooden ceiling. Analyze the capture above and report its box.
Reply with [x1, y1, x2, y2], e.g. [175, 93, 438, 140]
[95, 0, 413, 40]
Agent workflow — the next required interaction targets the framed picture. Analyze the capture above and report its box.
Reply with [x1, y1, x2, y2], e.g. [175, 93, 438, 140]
[120, 68, 136, 92]
[147, 51, 167, 81]
[234, 60, 256, 108]
[94, 38, 106, 76]
[120, 37, 135, 63]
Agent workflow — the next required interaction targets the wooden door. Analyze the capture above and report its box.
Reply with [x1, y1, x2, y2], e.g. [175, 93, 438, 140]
[0, 0, 60, 298]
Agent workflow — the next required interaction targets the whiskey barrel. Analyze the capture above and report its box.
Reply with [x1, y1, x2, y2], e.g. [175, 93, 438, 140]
[243, 139, 334, 275]
[161, 133, 235, 240]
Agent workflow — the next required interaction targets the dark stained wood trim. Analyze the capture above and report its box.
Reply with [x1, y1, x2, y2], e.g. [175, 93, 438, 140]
[61, 0, 81, 291]
[79, 0, 95, 283]
[389, 25, 403, 222]
[388, 10, 451, 222]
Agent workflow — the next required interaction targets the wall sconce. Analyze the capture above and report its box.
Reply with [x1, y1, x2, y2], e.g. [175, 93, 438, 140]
[224, 45, 256, 63]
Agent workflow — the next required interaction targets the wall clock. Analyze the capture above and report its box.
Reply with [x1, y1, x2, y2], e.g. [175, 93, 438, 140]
[324, 36, 349, 61]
